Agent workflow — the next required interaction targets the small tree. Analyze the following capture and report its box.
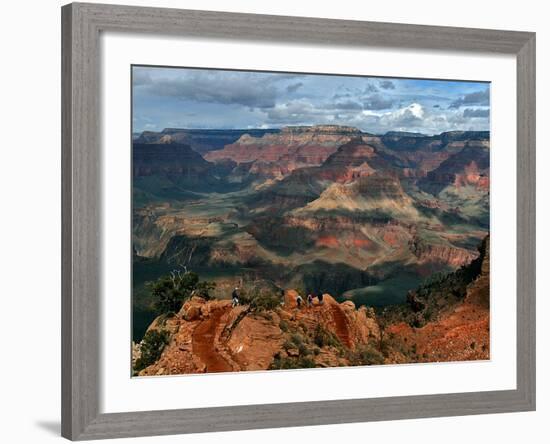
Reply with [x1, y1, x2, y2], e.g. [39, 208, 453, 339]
[134, 329, 170, 372]
[148, 270, 215, 315]
[194, 280, 217, 300]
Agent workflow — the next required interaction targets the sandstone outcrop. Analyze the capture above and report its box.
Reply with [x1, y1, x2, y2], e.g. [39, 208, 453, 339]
[204, 125, 365, 176]
[383, 235, 490, 362]
[136, 292, 381, 376]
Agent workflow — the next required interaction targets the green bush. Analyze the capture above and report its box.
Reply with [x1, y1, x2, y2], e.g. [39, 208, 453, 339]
[350, 345, 385, 366]
[252, 293, 280, 311]
[290, 333, 304, 346]
[282, 340, 294, 351]
[148, 271, 216, 315]
[313, 324, 342, 349]
[239, 287, 280, 312]
[134, 329, 170, 372]
[194, 280, 217, 300]
[298, 343, 310, 356]
[270, 355, 316, 370]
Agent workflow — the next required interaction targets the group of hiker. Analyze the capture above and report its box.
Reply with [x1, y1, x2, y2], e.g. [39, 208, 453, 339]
[231, 286, 324, 309]
[295, 292, 323, 309]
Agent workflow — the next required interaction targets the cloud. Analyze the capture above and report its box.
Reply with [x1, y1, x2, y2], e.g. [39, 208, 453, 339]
[333, 92, 352, 100]
[333, 100, 363, 110]
[463, 108, 490, 118]
[379, 80, 395, 90]
[363, 94, 394, 110]
[138, 70, 280, 108]
[286, 82, 304, 93]
[133, 67, 490, 134]
[133, 70, 153, 86]
[265, 100, 329, 124]
[378, 103, 424, 127]
[449, 88, 489, 108]
[364, 84, 379, 93]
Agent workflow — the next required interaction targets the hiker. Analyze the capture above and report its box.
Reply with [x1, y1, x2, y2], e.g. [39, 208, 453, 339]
[280, 288, 285, 306]
[296, 294, 303, 309]
[317, 293, 324, 306]
[307, 293, 313, 308]
[232, 287, 240, 307]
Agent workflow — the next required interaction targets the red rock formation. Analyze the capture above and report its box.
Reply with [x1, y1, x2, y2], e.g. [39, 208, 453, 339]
[385, 236, 490, 363]
[408, 235, 478, 268]
[136, 292, 380, 375]
[204, 125, 364, 175]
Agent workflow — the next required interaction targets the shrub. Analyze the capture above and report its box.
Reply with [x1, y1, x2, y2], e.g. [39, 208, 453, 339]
[350, 345, 385, 366]
[298, 343, 310, 356]
[313, 324, 342, 349]
[252, 293, 280, 311]
[290, 333, 304, 346]
[364, 306, 376, 319]
[134, 329, 170, 372]
[270, 355, 316, 370]
[282, 340, 294, 351]
[279, 319, 289, 332]
[148, 271, 216, 315]
[194, 280, 217, 300]
[239, 287, 280, 312]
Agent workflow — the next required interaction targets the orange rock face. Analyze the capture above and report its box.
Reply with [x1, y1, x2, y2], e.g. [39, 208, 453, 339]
[135, 238, 490, 375]
[204, 125, 363, 175]
[137, 291, 381, 376]
[385, 236, 490, 363]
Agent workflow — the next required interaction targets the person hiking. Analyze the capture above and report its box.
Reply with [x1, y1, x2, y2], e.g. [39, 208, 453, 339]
[317, 293, 324, 306]
[231, 287, 240, 308]
[307, 293, 313, 308]
[280, 288, 285, 306]
[296, 294, 303, 309]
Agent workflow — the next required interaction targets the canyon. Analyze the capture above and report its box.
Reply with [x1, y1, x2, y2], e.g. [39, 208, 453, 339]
[132, 124, 490, 361]
[133, 235, 490, 375]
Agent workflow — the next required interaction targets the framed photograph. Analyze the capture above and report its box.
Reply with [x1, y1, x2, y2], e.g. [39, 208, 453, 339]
[62, 2, 535, 440]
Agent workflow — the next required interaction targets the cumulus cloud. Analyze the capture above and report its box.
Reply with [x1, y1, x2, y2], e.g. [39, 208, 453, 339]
[363, 94, 394, 110]
[463, 108, 490, 118]
[379, 80, 396, 90]
[333, 92, 352, 100]
[138, 70, 284, 108]
[286, 82, 304, 93]
[332, 100, 364, 110]
[133, 67, 490, 134]
[378, 103, 424, 127]
[364, 83, 379, 93]
[265, 100, 329, 125]
[449, 88, 490, 108]
[133, 70, 153, 86]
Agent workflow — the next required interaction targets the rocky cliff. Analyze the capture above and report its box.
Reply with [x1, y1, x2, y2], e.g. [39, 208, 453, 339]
[135, 128, 280, 154]
[382, 235, 490, 362]
[132, 125, 490, 340]
[204, 125, 366, 176]
[134, 291, 381, 375]
[133, 236, 490, 374]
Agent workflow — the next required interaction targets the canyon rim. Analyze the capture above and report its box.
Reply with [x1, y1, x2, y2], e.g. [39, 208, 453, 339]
[131, 66, 490, 376]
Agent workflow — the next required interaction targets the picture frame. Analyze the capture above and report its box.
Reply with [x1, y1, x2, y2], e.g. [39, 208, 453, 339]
[61, 2, 536, 440]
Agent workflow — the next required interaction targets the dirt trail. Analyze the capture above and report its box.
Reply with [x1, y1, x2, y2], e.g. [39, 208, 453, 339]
[192, 308, 233, 373]
[329, 303, 352, 348]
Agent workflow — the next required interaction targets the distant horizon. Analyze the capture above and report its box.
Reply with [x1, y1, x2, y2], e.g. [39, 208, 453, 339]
[132, 66, 490, 135]
[133, 124, 490, 139]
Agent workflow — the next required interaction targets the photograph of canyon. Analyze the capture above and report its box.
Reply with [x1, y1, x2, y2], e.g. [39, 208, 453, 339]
[131, 66, 490, 376]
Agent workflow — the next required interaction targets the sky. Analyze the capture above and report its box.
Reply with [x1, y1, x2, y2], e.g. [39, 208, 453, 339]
[132, 66, 490, 135]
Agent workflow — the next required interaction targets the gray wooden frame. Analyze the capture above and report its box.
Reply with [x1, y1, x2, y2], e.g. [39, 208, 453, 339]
[61, 2, 536, 440]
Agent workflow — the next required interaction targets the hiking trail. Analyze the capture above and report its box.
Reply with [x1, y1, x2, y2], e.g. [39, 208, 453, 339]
[192, 307, 233, 372]
[329, 303, 352, 348]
